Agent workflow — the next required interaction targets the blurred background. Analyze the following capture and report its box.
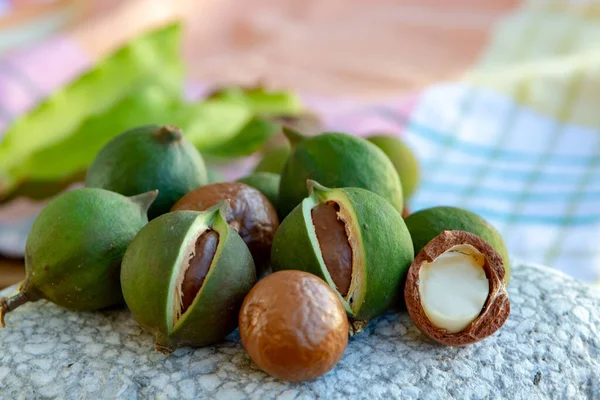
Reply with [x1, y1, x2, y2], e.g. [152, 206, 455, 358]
[1, 0, 600, 289]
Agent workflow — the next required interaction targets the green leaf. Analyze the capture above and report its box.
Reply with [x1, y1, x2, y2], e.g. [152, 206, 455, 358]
[175, 99, 253, 149]
[0, 23, 183, 175]
[207, 86, 302, 116]
[10, 86, 176, 181]
[0, 89, 273, 200]
[200, 117, 280, 158]
[0, 85, 176, 200]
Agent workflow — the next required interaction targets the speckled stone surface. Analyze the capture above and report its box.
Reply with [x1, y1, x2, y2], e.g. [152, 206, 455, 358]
[0, 263, 599, 400]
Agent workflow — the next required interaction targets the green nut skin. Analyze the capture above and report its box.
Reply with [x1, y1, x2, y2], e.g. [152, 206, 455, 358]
[0, 188, 157, 327]
[367, 135, 420, 200]
[85, 125, 208, 219]
[121, 208, 256, 352]
[236, 172, 280, 210]
[404, 206, 511, 282]
[278, 130, 404, 218]
[271, 181, 414, 325]
[253, 145, 290, 175]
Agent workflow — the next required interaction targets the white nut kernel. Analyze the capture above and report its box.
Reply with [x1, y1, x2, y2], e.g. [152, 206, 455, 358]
[418, 244, 489, 333]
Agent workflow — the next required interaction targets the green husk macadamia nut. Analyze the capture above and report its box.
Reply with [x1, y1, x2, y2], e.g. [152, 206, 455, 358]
[0, 188, 158, 327]
[86, 125, 208, 219]
[367, 135, 420, 200]
[121, 206, 256, 353]
[271, 181, 414, 329]
[278, 129, 404, 217]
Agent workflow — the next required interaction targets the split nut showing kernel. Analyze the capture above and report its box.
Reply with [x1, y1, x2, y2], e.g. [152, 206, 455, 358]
[404, 230, 510, 346]
[272, 180, 414, 329]
[121, 204, 256, 352]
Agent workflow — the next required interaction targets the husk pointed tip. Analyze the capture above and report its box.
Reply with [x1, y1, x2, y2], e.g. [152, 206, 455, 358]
[215, 200, 230, 223]
[203, 200, 230, 225]
[282, 127, 305, 148]
[306, 180, 330, 197]
[129, 190, 159, 214]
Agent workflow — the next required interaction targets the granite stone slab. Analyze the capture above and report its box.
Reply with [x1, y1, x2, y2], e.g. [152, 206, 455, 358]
[0, 263, 599, 400]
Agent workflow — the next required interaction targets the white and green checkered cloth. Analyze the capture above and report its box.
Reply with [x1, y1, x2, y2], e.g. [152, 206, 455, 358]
[406, 83, 600, 283]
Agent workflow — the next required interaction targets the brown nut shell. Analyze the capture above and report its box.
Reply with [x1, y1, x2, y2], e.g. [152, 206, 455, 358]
[311, 202, 353, 297]
[180, 229, 219, 314]
[239, 270, 348, 382]
[404, 230, 510, 346]
[172, 182, 279, 271]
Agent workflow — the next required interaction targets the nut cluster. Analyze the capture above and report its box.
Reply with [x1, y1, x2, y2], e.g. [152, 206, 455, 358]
[1, 123, 511, 383]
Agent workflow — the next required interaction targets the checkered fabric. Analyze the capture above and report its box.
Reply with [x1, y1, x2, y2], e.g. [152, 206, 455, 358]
[404, 84, 600, 283]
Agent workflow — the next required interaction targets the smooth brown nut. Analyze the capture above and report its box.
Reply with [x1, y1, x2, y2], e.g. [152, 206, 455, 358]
[404, 230, 510, 346]
[311, 201, 353, 297]
[239, 270, 348, 382]
[181, 229, 219, 313]
[172, 182, 279, 271]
